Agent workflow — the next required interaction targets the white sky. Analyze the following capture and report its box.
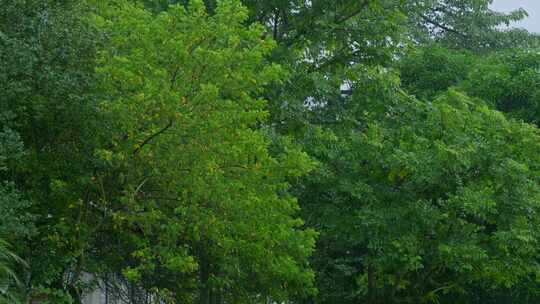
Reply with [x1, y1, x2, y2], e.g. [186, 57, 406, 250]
[491, 0, 540, 32]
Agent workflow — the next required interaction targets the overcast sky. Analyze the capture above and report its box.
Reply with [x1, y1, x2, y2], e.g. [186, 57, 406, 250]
[491, 0, 540, 33]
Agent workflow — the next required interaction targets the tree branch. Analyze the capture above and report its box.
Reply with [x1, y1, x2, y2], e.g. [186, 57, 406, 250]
[335, 0, 372, 24]
[133, 119, 173, 155]
[419, 14, 468, 38]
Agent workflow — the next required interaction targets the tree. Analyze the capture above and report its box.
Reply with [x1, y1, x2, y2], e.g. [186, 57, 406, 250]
[90, 1, 316, 302]
[0, 0, 103, 301]
[403, 0, 540, 51]
[398, 45, 475, 100]
[461, 50, 540, 126]
[296, 70, 540, 302]
[398, 47, 540, 127]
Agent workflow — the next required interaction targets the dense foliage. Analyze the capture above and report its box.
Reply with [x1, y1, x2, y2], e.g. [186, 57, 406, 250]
[1, 0, 540, 303]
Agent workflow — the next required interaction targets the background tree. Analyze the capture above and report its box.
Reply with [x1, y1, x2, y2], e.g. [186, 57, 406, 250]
[398, 45, 475, 100]
[403, 0, 540, 51]
[399, 46, 540, 127]
[0, 0, 100, 301]
[296, 76, 540, 302]
[461, 51, 540, 126]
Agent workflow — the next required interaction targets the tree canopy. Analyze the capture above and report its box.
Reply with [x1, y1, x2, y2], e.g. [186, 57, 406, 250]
[1, 0, 540, 303]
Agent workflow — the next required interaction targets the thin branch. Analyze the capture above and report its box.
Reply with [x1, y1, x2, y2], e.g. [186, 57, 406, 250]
[272, 9, 279, 41]
[419, 14, 468, 38]
[335, 0, 372, 24]
[170, 65, 180, 90]
[134, 178, 148, 196]
[285, 0, 372, 47]
[133, 119, 174, 155]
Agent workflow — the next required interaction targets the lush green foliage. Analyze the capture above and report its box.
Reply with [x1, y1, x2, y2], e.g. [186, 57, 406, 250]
[91, 1, 316, 302]
[1, 1, 100, 302]
[463, 51, 540, 125]
[2, 0, 540, 303]
[403, 0, 540, 51]
[0, 239, 26, 303]
[298, 83, 540, 303]
[398, 46, 475, 100]
[399, 46, 540, 126]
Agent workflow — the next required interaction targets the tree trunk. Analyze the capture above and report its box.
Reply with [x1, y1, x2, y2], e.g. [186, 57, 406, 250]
[199, 260, 210, 304]
[367, 263, 376, 304]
